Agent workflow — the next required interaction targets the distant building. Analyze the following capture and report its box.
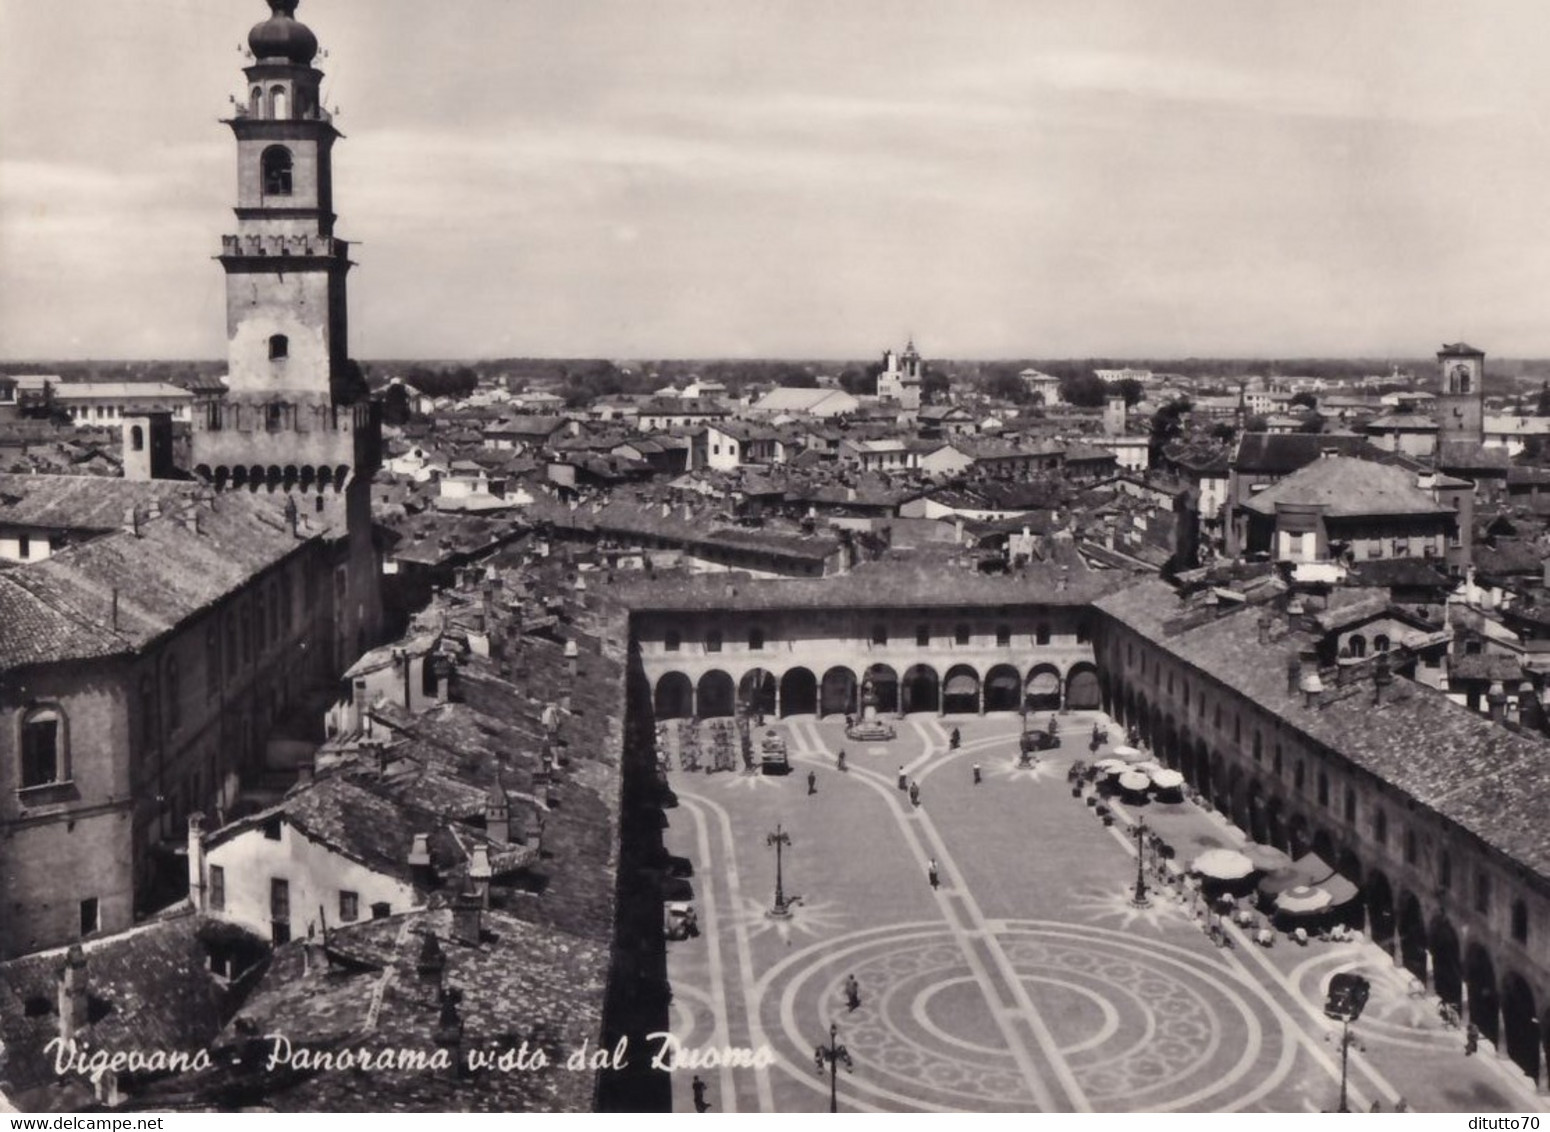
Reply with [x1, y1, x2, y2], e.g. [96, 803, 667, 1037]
[1020, 369, 1062, 405]
[876, 340, 924, 411]
[1094, 367, 1153, 385]
[748, 386, 859, 418]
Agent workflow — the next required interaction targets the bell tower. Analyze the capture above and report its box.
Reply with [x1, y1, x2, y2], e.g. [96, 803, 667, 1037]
[191, 0, 378, 495]
[1436, 342, 1485, 448]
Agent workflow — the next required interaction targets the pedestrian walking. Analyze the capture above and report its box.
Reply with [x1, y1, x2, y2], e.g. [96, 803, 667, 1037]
[928, 858, 940, 890]
[897, 765, 907, 791]
[1466, 1022, 1480, 1056]
[972, 762, 982, 785]
[949, 727, 961, 750]
[836, 748, 847, 772]
[844, 974, 861, 1012]
[909, 781, 921, 807]
[692, 1074, 711, 1113]
[807, 770, 817, 795]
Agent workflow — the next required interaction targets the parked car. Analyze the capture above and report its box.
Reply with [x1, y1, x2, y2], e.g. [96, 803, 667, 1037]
[1324, 972, 1370, 1021]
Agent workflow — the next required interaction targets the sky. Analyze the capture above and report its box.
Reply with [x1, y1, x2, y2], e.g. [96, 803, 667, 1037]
[5, 0, 1550, 361]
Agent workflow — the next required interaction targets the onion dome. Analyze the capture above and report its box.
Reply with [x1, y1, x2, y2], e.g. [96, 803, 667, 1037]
[249, 0, 318, 65]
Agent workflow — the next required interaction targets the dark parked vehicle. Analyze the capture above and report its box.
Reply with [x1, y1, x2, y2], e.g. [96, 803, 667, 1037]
[1324, 972, 1370, 1022]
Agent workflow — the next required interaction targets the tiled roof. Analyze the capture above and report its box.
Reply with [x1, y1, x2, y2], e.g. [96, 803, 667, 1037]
[0, 488, 339, 669]
[1242, 457, 1448, 518]
[1096, 578, 1550, 878]
[620, 551, 1117, 613]
[0, 472, 201, 532]
[0, 911, 229, 1093]
[1438, 441, 1511, 471]
[1232, 433, 1395, 476]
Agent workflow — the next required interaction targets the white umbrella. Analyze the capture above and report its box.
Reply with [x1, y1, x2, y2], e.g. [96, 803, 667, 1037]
[1134, 761, 1165, 776]
[1151, 769, 1185, 790]
[1193, 848, 1256, 881]
[1092, 758, 1128, 774]
[1277, 884, 1334, 915]
[1112, 745, 1145, 761]
[1118, 770, 1151, 792]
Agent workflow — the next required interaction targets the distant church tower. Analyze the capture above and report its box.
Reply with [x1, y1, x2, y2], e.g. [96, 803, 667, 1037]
[1436, 342, 1485, 448]
[190, 0, 382, 665]
[876, 338, 924, 411]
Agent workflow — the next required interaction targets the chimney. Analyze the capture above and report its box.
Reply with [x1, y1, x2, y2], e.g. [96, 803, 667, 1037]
[350, 678, 367, 734]
[450, 886, 483, 946]
[408, 832, 433, 889]
[1487, 680, 1508, 723]
[187, 813, 207, 912]
[416, 932, 446, 986]
[1299, 670, 1324, 708]
[433, 988, 465, 1079]
[1373, 652, 1395, 704]
[485, 780, 510, 846]
[123, 507, 139, 537]
[469, 846, 492, 909]
[183, 509, 200, 535]
[435, 656, 450, 705]
[57, 944, 88, 1045]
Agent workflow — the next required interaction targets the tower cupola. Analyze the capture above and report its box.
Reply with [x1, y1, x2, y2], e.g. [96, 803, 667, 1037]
[249, 0, 319, 65]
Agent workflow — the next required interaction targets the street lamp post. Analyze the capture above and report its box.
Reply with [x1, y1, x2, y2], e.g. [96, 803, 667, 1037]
[766, 823, 792, 919]
[813, 1021, 853, 1113]
[1335, 1018, 1362, 1112]
[1132, 817, 1150, 907]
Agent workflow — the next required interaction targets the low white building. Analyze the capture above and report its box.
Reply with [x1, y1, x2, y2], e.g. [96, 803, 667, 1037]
[50, 382, 195, 427]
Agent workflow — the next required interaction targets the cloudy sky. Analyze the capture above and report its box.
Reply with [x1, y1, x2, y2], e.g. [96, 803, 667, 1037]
[4, 0, 1550, 360]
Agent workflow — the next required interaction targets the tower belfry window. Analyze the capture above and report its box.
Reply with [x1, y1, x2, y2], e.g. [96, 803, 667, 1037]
[270, 85, 289, 120]
[262, 146, 293, 196]
[269, 334, 289, 360]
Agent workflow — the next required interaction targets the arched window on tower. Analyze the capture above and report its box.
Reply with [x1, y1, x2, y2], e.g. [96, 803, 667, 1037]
[270, 85, 289, 120]
[269, 334, 289, 360]
[250, 86, 263, 116]
[131, 425, 144, 452]
[261, 146, 293, 196]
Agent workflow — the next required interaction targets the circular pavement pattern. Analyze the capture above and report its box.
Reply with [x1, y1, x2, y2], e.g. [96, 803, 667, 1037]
[765, 920, 1292, 1111]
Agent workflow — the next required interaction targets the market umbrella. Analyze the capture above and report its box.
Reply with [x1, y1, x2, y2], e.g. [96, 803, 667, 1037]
[1243, 843, 1294, 873]
[1117, 771, 1151, 793]
[1134, 761, 1165, 776]
[1150, 769, 1185, 790]
[1193, 848, 1256, 881]
[1112, 745, 1145, 761]
[1092, 758, 1128, 775]
[1276, 885, 1334, 916]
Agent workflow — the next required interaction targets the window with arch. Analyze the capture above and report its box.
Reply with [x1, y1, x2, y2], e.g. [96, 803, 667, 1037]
[954, 624, 971, 646]
[664, 630, 681, 653]
[269, 84, 289, 119]
[20, 705, 66, 788]
[1374, 808, 1387, 846]
[916, 624, 930, 647]
[1403, 828, 1418, 864]
[250, 86, 263, 115]
[1234, 715, 1242, 743]
[747, 627, 765, 651]
[1374, 634, 1391, 652]
[1273, 744, 1283, 775]
[1348, 633, 1366, 658]
[705, 629, 722, 654]
[269, 582, 282, 642]
[1183, 684, 1190, 710]
[1252, 733, 1263, 763]
[1438, 850, 1452, 891]
[1034, 623, 1051, 646]
[1293, 761, 1305, 791]
[261, 145, 293, 195]
[166, 656, 181, 732]
[140, 675, 157, 747]
[130, 425, 144, 452]
[268, 334, 289, 360]
[1512, 898, 1530, 944]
